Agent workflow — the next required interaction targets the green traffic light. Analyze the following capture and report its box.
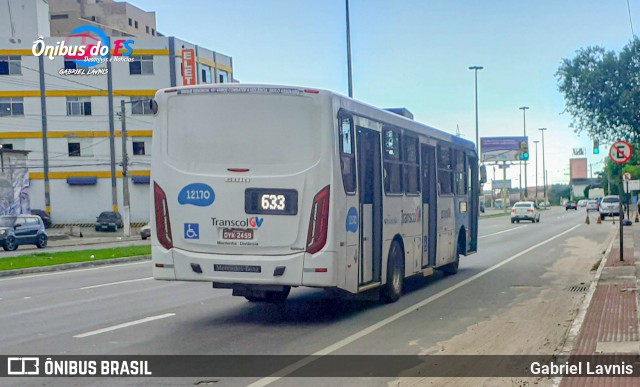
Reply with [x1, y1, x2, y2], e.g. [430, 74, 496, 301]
[523, 153, 529, 160]
[594, 148, 599, 154]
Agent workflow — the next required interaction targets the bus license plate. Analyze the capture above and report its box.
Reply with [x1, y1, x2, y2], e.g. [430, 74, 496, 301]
[222, 228, 254, 240]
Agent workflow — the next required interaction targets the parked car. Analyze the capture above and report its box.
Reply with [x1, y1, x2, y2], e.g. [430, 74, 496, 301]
[511, 201, 540, 223]
[95, 211, 123, 232]
[565, 200, 578, 210]
[140, 223, 151, 240]
[0, 215, 48, 251]
[30, 209, 52, 228]
[586, 200, 599, 212]
[578, 199, 587, 207]
[599, 195, 621, 220]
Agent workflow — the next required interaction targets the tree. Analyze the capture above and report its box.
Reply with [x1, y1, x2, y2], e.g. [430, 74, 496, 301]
[556, 39, 640, 144]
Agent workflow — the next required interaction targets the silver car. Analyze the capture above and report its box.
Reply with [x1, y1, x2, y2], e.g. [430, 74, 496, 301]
[586, 200, 599, 212]
[511, 201, 541, 223]
[599, 195, 620, 220]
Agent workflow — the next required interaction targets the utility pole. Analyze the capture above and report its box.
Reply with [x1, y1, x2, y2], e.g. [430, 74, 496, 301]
[120, 100, 131, 237]
[519, 106, 529, 198]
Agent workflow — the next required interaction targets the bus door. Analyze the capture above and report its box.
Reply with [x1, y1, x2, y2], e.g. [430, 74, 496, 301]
[357, 127, 382, 285]
[421, 144, 437, 267]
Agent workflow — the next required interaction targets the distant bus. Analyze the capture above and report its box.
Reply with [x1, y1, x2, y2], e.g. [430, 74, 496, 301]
[150, 84, 485, 303]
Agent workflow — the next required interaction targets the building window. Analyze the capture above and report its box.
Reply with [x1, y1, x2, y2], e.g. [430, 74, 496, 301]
[146, 26, 150, 33]
[0, 98, 24, 116]
[131, 97, 152, 115]
[66, 97, 92, 116]
[201, 65, 212, 83]
[0, 56, 21, 75]
[67, 138, 93, 157]
[128, 18, 132, 26]
[134, 20, 138, 29]
[68, 142, 81, 157]
[129, 55, 153, 75]
[0, 144, 13, 150]
[383, 127, 402, 194]
[64, 60, 77, 70]
[132, 141, 146, 155]
[151, 28, 155, 36]
[218, 69, 228, 83]
[51, 14, 69, 20]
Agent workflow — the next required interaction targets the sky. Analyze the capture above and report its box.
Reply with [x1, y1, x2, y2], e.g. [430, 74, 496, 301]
[130, 0, 639, 188]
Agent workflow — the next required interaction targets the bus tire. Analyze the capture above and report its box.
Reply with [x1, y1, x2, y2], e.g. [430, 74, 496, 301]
[265, 286, 291, 303]
[244, 286, 291, 303]
[380, 240, 404, 304]
[442, 234, 463, 276]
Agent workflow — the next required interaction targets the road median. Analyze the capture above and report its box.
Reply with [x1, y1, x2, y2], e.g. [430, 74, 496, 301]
[0, 245, 151, 277]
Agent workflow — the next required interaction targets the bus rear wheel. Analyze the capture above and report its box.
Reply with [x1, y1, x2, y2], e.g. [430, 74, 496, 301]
[244, 286, 291, 303]
[380, 240, 404, 304]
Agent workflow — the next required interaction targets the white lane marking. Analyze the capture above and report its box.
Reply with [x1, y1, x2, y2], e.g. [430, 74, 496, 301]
[0, 261, 149, 282]
[479, 225, 526, 239]
[73, 313, 175, 338]
[80, 277, 153, 290]
[247, 223, 583, 387]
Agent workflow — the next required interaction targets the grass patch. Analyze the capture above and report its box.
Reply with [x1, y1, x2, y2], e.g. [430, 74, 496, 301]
[0, 245, 151, 271]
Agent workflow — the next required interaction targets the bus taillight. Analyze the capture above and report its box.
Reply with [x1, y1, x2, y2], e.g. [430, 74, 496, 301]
[154, 182, 173, 250]
[306, 185, 330, 255]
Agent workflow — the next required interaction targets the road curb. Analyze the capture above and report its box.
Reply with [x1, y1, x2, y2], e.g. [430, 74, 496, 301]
[0, 255, 151, 278]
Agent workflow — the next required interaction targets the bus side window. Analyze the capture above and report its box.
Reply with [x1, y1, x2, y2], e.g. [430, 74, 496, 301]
[383, 128, 402, 194]
[339, 116, 356, 194]
[454, 149, 467, 195]
[437, 145, 453, 195]
[403, 135, 420, 195]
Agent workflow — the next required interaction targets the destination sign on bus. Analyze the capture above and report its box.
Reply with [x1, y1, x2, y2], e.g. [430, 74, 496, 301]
[245, 188, 298, 215]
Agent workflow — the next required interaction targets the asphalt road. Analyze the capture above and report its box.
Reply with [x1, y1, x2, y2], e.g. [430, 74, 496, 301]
[0, 207, 613, 386]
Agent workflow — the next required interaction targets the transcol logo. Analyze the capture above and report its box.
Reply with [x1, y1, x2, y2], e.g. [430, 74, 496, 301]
[212, 217, 264, 228]
[32, 26, 134, 67]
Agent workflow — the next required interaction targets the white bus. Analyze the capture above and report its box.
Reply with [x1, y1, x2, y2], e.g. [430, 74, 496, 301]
[150, 84, 484, 303]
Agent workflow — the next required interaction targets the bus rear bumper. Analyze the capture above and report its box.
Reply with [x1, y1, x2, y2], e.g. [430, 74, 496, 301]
[156, 247, 306, 285]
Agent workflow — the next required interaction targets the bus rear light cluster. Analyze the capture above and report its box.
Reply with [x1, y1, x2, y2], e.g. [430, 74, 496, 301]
[154, 182, 173, 250]
[306, 185, 330, 255]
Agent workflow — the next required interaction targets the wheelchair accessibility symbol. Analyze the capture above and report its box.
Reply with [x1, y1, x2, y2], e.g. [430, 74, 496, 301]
[184, 223, 199, 239]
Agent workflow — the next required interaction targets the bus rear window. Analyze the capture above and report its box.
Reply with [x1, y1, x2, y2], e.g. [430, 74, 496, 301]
[166, 94, 321, 167]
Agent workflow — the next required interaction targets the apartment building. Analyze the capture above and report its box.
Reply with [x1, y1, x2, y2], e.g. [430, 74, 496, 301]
[0, 0, 234, 223]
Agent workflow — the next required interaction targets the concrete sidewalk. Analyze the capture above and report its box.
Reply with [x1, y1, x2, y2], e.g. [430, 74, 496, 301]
[560, 221, 640, 385]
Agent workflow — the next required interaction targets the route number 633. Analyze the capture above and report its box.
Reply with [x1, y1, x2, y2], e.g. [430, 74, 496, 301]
[261, 194, 286, 210]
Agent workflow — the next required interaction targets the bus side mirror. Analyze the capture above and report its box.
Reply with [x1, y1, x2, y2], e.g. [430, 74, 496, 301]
[150, 99, 158, 115]
[480, 165, 487, 184]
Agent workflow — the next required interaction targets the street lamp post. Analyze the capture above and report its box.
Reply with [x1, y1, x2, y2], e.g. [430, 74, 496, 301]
[468, 66, 483, 154]
[519, 106, 529, 199]
[539, 128, 547, 206]
[346, 0, 353, 98]
[534, 140, 539, 202]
